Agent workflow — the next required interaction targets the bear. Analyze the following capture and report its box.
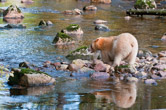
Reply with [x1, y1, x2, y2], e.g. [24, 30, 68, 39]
[89, 33, 138, 72]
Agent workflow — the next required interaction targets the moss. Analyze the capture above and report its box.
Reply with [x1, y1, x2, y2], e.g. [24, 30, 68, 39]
[66, 24, 80, 31]
[53, 32, 72, 44]
[117, 65, 129, 69]
[70, 46, 88, 54]
[134, 0, 156, 9]
[164, 69, 166, 71]
[8, 68, 48, 85]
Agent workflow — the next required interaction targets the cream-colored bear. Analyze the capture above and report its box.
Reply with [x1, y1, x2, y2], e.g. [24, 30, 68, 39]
[89, 33, 138, 69]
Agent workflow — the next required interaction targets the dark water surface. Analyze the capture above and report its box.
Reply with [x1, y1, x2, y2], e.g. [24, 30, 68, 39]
[0, 0, 166, 109]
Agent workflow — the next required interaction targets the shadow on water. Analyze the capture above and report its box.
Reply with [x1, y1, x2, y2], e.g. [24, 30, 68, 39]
[0, 0, 166, 109]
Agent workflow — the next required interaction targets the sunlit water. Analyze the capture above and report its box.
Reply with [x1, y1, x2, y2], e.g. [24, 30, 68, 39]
[0, 0, 166, 109]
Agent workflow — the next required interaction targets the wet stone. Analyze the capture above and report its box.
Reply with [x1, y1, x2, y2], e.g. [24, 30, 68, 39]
[95, 24, 110, 32]
[158, 51, 166, 57]
[144, 79, 157, 85]
[83, 5, 97, 11]
[19, 62, 30, 68]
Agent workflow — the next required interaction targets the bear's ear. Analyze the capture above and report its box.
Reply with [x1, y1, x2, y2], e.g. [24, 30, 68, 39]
[94, 38, 99, 42]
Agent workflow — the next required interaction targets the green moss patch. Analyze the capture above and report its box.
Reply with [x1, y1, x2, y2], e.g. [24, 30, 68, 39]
[134, 0, 156, 9]
[66, 24, 80, 31]
[70, 46, 88, 54]
[53, 32, 72, 44]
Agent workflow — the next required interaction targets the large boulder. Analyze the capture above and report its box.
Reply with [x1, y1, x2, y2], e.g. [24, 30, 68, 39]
[134, 0, 157, 9]
[3, 5, 24, 19]
[52, 32, 75, 45]
[8, 68, 55, 87]
[91, 0, 111, 4]
[61, 24, 83, 36]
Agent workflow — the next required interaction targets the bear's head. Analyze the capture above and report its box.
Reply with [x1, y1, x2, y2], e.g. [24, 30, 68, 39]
[89, 37, 104, 52]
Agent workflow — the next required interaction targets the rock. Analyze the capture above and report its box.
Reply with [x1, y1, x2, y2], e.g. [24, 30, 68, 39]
[95, 24, 110, 32]
[93, 59, 104, 65]
[91, 0, 111, 4]
[136, 72, 147, 78]
[93, 20, 107, 24]
[144, 79, 157, 85]
[59, 64, 68, 70]
[3, 18, 23, 24]
[51, 62, 61, 68]
[68, 64, 80, 71]
[62, 24, 83, 35]
[159, 71, 166, 77]
[151, 74, 161, 80]
[43, 61, 52, 67]
[63, 9, 83, 15]
[83, 5, 97, 11]
[19, 74, 55, 87]
[46, 21, 53, 26]
[159, 57, 166, 63]
[153, 64, 166, 70]
[3, 24, 26, 29]
[3, 5, 24, 19]
[94, 63, 106, 72]
[161, 34, 166, 41]
[134, 0, 157, 9]
[19, 62, 30, 68]
[137, 49, 152, 59]
[72, 59, 85, 69]
[8, 68, 55, 86]
[79, 67, 94, 73]
[52, 32, 74, 45]
[124, 16, 131, 20]
[125, 77, 138, 83]
[158, 51, 166, 57]
[90, 72, 110, 80]
[66, 46, 94, 60]
[21, 0, 34, 3]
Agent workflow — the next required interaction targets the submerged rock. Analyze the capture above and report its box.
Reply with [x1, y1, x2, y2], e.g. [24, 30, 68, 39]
[63, 9, 83, 15]
[62, 24, 83, 35]
[3, 5, 24, 19]
[95, 24, 110, 32]
[83, 5, 97, 11]
[144, 79, 157, 85]
[8, 68, 55, 87]
[52, 32, 74, 45]
[91, 0, 111, 4]
[38, 20, 53, 27]
[0, 24, 26, 29]
[134, 0, 157, 9]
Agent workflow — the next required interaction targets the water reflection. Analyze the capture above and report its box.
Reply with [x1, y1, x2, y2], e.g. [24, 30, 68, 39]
[94, 81, 137, 108]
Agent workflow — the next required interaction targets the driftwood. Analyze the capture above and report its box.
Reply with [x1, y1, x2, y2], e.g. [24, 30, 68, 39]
[126, 9, 166, 16]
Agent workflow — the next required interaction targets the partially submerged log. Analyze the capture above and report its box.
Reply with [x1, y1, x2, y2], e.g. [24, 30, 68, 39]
[126, 9, 166, 16]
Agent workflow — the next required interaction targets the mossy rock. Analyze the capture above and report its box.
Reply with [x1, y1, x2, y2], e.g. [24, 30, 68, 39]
[66, 46, 93, 60]
[52, 32, 72, 44]
[8, 68, 48, 85]
[69, 46, 88, 54]
[38, 20, 47, 26]
[66, 24, 80, 31]
[134, 0, 156, 9]
[3, 5, 22, 16]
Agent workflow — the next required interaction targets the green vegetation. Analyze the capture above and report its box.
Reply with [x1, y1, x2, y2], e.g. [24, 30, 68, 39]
[66, 24, 80, 31]
[117, 65, 129, 69]
[134, 0, 156, 9]
[53, 32, 72, 44]
[70, 46, 88, 54]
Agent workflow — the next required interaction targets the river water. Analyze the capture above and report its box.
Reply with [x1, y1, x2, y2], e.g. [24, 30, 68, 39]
[0, 0, 166, 109]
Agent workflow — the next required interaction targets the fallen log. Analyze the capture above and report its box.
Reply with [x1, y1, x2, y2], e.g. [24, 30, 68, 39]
[126, 9, 166, 16]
